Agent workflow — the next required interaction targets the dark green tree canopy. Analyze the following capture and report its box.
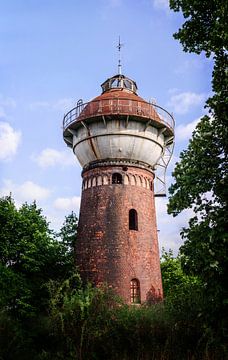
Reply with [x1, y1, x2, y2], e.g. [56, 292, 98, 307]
[170, 0, 228, 56]
[168, 0, 228, 328]
[58, 211, 78, 268]
[59, 211, 78, 251]
[0, 196, 72, 317]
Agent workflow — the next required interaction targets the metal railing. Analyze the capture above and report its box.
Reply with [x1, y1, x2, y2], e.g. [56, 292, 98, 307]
[63, 98, 174, 131]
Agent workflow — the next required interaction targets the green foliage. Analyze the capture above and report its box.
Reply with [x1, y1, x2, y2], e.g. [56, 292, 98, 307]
[0, 196, 71, 318]
[47, 274, 175, 359]
[160, 250, 209, 357]
[0, 195, 76, 359]
[0, 196, 226, 359]
[169, 0, 228, 56]
[160, 248, 200, 296]
[168, 0, 228, 339]
[58, 211, 78, 268]
[48, 274, 120, 360]
[47, 274, 226, 360]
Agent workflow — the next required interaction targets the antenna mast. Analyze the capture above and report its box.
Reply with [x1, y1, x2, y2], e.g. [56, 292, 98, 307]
[117, 36, 123, 75]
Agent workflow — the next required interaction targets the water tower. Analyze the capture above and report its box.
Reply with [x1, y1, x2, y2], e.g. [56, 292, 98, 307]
[63, 57, 174, 303]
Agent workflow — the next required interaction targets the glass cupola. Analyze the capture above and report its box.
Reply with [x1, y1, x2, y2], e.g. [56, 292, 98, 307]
[101, 74, 138, 94]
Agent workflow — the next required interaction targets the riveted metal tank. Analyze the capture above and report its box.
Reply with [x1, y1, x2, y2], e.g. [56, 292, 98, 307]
[63, 74, 174, 189]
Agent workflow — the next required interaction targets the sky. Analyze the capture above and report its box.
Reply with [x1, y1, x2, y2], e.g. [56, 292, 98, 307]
[0, 0, 213, 254]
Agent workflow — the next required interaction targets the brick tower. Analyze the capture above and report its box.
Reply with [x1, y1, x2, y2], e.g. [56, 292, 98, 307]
[63, 72, 174, 304]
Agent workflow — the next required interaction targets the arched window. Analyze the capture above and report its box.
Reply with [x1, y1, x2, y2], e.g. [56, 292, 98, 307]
[112, 173, 122, 184]
[130, 279, 141, 304]
[129, 209, 138, 230]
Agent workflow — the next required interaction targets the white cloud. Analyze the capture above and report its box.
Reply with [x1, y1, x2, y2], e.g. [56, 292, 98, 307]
[0, 179, 51, 203]
[152, 0, 169, 11]
[0, 122, 21, 161]
[54, 196, 81, 211]
[45, 210, 68, 231]
[168, 92, 205, 114]
[176, 118, 200, 141]
[19, 181, 51, 201]
[33, 148, 76, 168]
[44, 197, 81, 231]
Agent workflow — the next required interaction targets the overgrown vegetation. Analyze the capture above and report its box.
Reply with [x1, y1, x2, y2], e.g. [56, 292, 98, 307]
[0, 196, 75, 359]
[168, 0, 228, 345]
[0, 196, 227, 359]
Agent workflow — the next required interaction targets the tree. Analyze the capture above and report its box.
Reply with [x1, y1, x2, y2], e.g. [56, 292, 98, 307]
[160, 249, 200, 297]
[0, 196, 70, 318]
[0, 196, 78, 359]
[168, 0, 228, 335]
[58, 211, 78, 268]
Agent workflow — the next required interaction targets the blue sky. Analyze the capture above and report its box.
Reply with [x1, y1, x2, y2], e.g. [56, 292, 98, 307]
[0, 0, 213, 253]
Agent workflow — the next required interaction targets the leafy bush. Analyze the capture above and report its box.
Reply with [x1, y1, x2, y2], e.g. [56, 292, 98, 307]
[47, 272, 227, 360]
[0, 196, 226, 359]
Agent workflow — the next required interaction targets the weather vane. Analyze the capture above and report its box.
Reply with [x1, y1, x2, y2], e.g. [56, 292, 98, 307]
[117, 36, 124, 75]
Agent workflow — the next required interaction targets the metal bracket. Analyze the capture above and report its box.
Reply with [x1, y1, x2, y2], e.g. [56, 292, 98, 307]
[102, 115, 107, 128]
[125, 115, 129, 128]
[157, 127, 166, 137]
[63, 136, 73, 146]
[67, 128, 77, 136]
[144, 120, 152, 131]
[154, 137, 175, 197]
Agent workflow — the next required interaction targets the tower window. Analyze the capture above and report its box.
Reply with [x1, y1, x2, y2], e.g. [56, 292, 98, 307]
[112, 173, 122, 184]
[130, 279, 141, 304]
[129, 209, 138, 230]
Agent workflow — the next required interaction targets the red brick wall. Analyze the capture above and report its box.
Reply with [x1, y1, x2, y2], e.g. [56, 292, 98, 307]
[76, 165, 163, 303]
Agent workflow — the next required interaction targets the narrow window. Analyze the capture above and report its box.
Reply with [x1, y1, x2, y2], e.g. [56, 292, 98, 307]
[112, 173, 122, 184]
[129, 209, 138, 230]
[130, 279, 141, 304]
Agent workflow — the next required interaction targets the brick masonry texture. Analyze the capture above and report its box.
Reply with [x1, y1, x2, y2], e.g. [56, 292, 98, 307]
[76, 165, 163, 304]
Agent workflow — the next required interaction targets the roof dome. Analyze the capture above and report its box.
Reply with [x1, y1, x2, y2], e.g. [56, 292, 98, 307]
[91, 87, 145, 103]
[63, 73, 174, 138]
[62, 72, 175, 195]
